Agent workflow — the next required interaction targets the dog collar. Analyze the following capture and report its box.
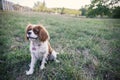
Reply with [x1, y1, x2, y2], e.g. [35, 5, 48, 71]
[32, 47, 36, 50]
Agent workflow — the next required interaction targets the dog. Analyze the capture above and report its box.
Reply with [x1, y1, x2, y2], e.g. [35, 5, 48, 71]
[25, 24, 59, 75]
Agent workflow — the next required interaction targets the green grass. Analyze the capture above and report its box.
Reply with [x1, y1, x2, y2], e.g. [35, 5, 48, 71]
[0, 11, 120, 80]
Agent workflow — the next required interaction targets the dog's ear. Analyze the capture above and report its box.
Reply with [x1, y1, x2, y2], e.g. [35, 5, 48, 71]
[38, 25, 49, 42]
[25, 24, 32, 41]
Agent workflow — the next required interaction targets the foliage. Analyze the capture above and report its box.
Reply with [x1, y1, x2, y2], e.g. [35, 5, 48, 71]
[61, 7, 64, 14]
[33, 1, 46, 12]
[111, 6, 120, 18]
[33, 1, 81, 16]
[87, 0, 120, 18]
[62, 8, 81, 16]
[109, 0, 120, 7]
[87, 0, 110, 17]
[79, 7, 87, 16]
[86, 9, 96, 18]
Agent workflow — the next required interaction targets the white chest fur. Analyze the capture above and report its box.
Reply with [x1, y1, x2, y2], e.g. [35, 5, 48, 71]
[30, 40, 48, 59]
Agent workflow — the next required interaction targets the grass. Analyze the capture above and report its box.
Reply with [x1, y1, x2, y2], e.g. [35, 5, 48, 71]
[0, 11, 120, 80]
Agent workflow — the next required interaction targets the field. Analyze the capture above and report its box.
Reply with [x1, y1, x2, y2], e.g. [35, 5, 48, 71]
[0, 12, 120, 80]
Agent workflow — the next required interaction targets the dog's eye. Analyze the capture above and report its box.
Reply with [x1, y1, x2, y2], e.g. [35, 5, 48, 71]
[34, 29, 39, 34]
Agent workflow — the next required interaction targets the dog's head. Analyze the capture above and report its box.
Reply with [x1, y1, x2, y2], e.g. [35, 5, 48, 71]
[25, 24, 49, 42]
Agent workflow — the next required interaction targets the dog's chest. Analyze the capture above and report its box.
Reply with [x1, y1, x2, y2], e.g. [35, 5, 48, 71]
[30, 42, 48, 58]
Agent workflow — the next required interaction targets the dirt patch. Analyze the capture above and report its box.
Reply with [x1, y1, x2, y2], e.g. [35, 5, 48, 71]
[81, 49, 99, 79]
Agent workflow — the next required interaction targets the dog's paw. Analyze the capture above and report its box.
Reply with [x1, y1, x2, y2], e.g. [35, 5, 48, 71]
[26, 70, 33, 75]
[40, 65, 45, 70]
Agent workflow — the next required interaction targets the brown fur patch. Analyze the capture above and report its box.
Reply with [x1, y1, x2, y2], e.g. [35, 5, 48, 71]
[48, 42, 53, 54]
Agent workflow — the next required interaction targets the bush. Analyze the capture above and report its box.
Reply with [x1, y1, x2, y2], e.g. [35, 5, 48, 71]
[111, 7, 120, 18]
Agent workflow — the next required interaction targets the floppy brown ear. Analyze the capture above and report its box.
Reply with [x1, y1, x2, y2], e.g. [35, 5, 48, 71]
[39, 26, 49, 42]
[25, 24, 32, 41]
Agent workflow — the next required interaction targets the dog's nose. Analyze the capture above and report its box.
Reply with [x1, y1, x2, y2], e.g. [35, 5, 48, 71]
[27, 32, 31, 35]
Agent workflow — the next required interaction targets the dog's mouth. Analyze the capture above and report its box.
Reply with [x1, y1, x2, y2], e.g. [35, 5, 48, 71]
[28, 36, 38, 39]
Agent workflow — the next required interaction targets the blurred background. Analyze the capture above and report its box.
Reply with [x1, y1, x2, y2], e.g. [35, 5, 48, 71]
[0, 0, 120, 18]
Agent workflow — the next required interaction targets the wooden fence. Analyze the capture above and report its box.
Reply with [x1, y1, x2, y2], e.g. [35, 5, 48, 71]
[0, 0, 32, 11]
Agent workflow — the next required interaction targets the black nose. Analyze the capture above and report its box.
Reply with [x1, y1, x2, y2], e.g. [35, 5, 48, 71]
[27, 32, 31, 35]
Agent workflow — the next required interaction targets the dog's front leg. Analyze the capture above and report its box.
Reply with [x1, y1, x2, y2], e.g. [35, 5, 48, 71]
[40, 53, 47, 70]
[26, 54, 37, 75]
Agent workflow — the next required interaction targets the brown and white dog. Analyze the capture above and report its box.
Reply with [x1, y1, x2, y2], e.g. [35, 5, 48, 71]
[25, 24, 59, 75]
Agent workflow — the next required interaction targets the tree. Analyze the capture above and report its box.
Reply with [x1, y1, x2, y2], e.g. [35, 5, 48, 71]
[87, 0, 110, 17]
[87, 0, 120, 18]
[95, 3, 110, 17]
[33, 1, 46, 12]
[80, 7, 87, 16]
[61, 7, 65, 14]
[109, 0, 120, 8]
[111, 6, 120, 18]
[109, 0, 120, 18]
